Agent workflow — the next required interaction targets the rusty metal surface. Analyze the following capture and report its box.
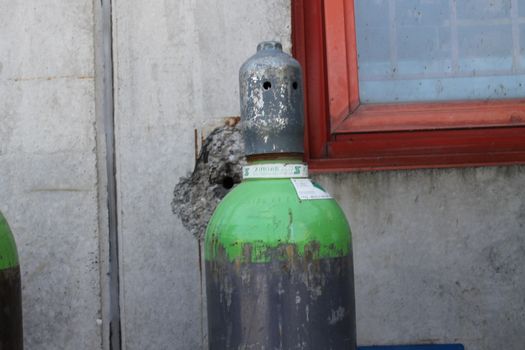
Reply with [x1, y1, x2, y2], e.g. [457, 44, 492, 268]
[0, 265, 23, 350]
[206, 245, 356, 350]
[239, 41, 304, 156]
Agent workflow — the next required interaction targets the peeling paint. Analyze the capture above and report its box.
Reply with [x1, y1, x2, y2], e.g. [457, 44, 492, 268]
[239, 42, 304, 155]
[328, 306, 346, 325]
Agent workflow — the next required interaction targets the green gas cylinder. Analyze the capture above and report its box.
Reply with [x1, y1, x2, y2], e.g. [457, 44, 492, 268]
[205, 42, 356, 349]
[0, 210, 23, 349]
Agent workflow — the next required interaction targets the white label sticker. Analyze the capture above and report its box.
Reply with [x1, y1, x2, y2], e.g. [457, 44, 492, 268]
[291, 179, 333, 200]
[243, 164, 308, 179]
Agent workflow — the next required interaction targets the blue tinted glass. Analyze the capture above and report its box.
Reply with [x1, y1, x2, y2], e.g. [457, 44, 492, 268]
[355, 0, 525, 103]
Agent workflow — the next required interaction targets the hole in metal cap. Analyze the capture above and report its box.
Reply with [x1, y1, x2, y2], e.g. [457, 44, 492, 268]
[263, 81, 272, 90]
[292, 82, 298, 90]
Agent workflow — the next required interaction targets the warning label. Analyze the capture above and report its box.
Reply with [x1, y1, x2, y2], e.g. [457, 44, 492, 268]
[242, 164, 308, 179]
[290, 179, 333, 200]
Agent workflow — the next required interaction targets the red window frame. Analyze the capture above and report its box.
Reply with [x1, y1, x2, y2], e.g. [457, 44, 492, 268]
[292, 0, 525, 172]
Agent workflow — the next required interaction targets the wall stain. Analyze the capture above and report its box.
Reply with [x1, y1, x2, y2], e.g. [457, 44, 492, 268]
[9, 75, 94, 82]
[28, 188, 91, 193]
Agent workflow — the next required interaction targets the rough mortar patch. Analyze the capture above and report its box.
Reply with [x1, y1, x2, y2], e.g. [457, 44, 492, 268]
[172, 124, 246, 240]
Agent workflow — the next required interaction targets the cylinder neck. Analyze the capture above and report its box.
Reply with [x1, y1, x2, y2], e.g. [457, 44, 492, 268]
[246, 153, 304, 165]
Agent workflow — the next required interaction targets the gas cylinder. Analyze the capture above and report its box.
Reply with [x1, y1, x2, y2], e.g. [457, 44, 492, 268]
[205, 41, 356, 349]
[0, 210, 23, 349]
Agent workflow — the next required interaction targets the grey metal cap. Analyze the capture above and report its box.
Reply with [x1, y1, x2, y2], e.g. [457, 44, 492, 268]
[239, 41, 304, 156]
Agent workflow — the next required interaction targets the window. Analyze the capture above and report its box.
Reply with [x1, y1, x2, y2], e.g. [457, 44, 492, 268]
[292, 0, 525, 171]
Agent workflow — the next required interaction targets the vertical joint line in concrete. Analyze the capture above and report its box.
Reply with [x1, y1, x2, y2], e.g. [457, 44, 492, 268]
[101, 0, 122, 349]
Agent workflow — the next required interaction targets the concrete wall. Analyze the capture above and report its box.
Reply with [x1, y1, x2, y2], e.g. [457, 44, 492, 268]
[315, 166, 525, 349]
[112, 1, 291, 349]
[0, 0, 103, 349]
[2, 0, 524, 349]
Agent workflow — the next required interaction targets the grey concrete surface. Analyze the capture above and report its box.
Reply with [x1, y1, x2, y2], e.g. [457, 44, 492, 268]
[315, 166, 525, 350]
[112, 1, 291, 348]
[3, 0, 524, 349]
[0, 0, 102, 349]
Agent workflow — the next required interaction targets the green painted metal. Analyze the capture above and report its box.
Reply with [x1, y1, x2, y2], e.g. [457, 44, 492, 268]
[0, 211, 20, 270]
[205, 168, 352, 263]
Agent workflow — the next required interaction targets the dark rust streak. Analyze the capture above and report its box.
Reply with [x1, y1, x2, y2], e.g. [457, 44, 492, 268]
[194, 129, 199, 162]
[198, 240, 203, 276]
